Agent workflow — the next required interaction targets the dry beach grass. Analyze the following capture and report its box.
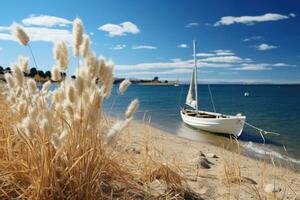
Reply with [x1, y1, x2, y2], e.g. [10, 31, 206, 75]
[0, 18, 299, 200]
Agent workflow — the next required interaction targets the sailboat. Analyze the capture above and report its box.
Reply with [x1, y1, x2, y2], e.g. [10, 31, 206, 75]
[180, 40, 246, 137]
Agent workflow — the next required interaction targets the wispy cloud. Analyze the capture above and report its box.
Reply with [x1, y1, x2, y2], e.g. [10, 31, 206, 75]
[170, 58, 182, 62]
[115, 60, 234, 71]
[98, 21, 140, 37]
[256, 43, 277, 51]
[185, 22, 199, 28]
[272, 63, 296, 67]
[177, 43, 189, 48]
[0, 47, 2, 51]
[234, 62, 296, 70]
[213, 49, 235, 56]
[196, 53, 215, 57]
[199, 56, 243, 63]
[132, 45, 157, 50]
[243, 36, 263, 42]
[110, 44, 126, 50]
[0, 24, 72, 44]
[22, 15, 72, 27]
[234, 63, 272, 70]
[214, 13, 296, 26]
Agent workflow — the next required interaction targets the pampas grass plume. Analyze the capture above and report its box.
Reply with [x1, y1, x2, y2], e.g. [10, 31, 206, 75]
[18, 56, 29, 73]
[105, 117, 132, 145]
[22, 117, 35, 139]
[4, 73, 16, 89]
[119, 79, 131, 94]
[72, 18, 84, 56]
[81, 36, 90, 58]
[67, 85, 76, 103]
[125, 99, 139, 118]
[51, 66, 61, 82]
[54, 42, 69, 70]
[75, 76, 84, 96]
[17, 100, 27, 114]
[28, 79, 37, 94]
[42, 81, 51, 92]
[12, 65, 24, 87]
[13, 24, 30, 46]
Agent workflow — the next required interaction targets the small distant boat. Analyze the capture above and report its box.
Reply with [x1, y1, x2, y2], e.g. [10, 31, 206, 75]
[180, 40, 246, 137]
[174, 79, 180, 87]
[244, 92, 249, 96]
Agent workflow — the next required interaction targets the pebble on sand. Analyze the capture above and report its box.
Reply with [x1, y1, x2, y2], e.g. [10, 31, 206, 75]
[264, 183, 281, 193]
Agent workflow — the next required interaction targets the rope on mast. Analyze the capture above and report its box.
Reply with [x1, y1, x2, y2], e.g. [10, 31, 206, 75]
[208, 84, 216, 113]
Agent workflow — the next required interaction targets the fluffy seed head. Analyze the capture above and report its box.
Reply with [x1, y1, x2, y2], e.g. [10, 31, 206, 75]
[12, 65, 24, 87]
[28, 79, 37, 94]
[17, 100, 27, 115]
[22, 117, 35, 139]
[72, 18, 84, 56]
[13, 24, 30, 46]
[81, 36, 90, 58]
[125, 99, 139, 118]
[75, 76, 84, 95]
[18, 56, 29, 73]
[119, 79, 131, 94]
[67, 85, 76, 103]
[54, 41, 69, 70]
[52, 90, 64, 104]
[42, 81, 51, 92]
[51, 66, 61, 81]
[105, 118, 132, 145]
[4, 73, 16, 89]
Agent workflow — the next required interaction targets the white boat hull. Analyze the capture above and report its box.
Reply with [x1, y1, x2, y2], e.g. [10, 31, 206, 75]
[180, 110, 246, 137]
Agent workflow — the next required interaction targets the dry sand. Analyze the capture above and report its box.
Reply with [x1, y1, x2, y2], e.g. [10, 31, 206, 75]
[114, 119, 300, 199]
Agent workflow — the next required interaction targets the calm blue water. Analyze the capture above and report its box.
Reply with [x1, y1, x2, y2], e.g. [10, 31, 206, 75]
[103, 84, 300, 168]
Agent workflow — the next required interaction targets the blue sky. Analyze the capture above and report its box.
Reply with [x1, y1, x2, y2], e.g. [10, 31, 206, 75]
[0, 0, 300, 83]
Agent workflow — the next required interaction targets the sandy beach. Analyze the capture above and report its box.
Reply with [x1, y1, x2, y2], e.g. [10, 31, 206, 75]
[112, 118, 300, 199]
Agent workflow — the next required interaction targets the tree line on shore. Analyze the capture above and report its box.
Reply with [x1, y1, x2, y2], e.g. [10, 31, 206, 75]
[0, 65, 67, 82]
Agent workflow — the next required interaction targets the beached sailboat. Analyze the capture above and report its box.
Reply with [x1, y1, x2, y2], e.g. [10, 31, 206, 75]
[180, 40, 246, 137]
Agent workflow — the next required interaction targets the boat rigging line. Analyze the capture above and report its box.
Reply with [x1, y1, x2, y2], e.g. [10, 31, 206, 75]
[242, 120, 280, 144]
[208, 84, 216, 113]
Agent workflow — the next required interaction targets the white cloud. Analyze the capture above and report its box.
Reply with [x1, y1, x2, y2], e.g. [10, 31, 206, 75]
[0, 47, 2, 51]
[234, 63, 272, 71]
[199, 56, 242, 63]
[110, 44, 126, 50]
[170, 58, 182, 62]
[213, 49, 235, 56]
[22, 15, 72, 27]
[132, 45, 157, 50]
[257, 43, 277, 51]
[89, 32, 94, 36]
[98, 21, 140, 37]
[243, 36, 263, 42]
[115, 60, 234, 71]
[177, 43, 189, 48]
[214, 13, 296, 26]
[234, 62, 296, 70]
[0, 25, 72, 44]
[120, 68, 193, 76]
[185, 22, 199, 28]
[196, 53, 215, 57]
[272, 63, 295, 67]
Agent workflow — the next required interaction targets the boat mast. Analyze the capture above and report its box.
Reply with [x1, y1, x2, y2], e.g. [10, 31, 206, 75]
[193, 40, 199, 112]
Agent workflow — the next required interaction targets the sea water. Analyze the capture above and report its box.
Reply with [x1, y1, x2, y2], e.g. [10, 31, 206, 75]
[103, 84, 300, 169]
